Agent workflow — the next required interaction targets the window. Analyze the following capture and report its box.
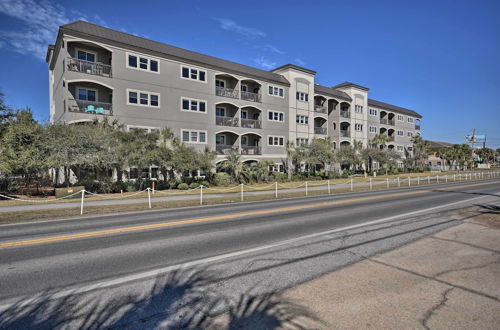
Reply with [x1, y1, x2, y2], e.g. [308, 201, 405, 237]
[407, 117, 414, 123]
[77, 88, 96, 101]
[355, 123, 363, 131]
[269, 164, 284, 172]
[129, 168, 138, 179]
[181, 129, 207, 144]
[216, 106, 225, 117]
[216, 135, 226, 145]
[355, 105, 363, 113]
[296, 138, 309, 146]
[408, 146, 413, 151]
[369, 126, 377, 133]
[77, 50, 95, 62]
[397, 130, 404, 136]
[181, 97, 206, 113]
[127, 125, 159, 133]
[268, 85, 284, 97]
[181, 65, 206, 82]
[296, 115, 308, 124]
[268, 111, 284, 122]
[397, 114, 404, 121]
[215, 79, 225, 88]
[407, 131, 413, 137]
[268, 135, 285, 146]
[369, 108, 377, 116]
[127, 89, 160, 108]
[127, 53, 160, 73]
[296, 92, 308, 102]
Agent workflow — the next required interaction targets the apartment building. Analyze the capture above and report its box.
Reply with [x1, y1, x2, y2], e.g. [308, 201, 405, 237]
[46, 21, 422, 172]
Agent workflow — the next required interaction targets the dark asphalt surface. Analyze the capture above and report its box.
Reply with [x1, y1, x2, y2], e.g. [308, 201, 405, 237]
[0, 178, 498, 303]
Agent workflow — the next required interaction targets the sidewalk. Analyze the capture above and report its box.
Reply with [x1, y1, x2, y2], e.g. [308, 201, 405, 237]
[278, 205, 500, 329]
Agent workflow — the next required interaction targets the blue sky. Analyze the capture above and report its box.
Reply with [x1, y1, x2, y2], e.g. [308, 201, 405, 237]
[0, 0, 499, 147]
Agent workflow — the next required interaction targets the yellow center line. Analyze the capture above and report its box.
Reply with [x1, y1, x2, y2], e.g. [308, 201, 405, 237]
[0, 180, 498, 249]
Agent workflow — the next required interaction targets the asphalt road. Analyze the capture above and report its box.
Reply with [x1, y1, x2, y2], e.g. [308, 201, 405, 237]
[0, 178, 499, 328]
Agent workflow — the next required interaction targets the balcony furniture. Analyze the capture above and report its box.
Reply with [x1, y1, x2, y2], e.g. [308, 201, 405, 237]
[96, 107, 105, 115]
[69, 99, 113, 115]
[241, 119, 262, 129]
[85, 105, 95, 113]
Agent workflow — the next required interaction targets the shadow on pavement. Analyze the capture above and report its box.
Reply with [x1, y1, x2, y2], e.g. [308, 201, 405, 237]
[0, 268, 321, 329]
[431, 188, 500, 198]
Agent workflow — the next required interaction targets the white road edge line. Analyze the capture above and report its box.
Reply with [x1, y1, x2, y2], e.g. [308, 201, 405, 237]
[1, 190, 498, 311]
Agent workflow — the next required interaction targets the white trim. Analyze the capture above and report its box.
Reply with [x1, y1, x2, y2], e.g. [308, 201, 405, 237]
[126, 125, 160, 133]
[75, 47, 97, 62]
[267, 84, 285, 98]
[66, 79, 114, 90]
[268, 110, 285, 123]
[76, 86, 98, 101]
[180, 64, 207, 83]
[241, 132, 263, 138]
[65, 37, 114, 53]
[181, 129, 207, 144]
[215, 130, 239, 135]
[267, 135, 285, 146]
[126, 88, 160, 108]
[180, 96, 207, 114]
[126, 52, 160, 74]
[67, 119, 93, 125]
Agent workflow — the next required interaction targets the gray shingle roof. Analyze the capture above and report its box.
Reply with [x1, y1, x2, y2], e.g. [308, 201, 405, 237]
[332, 81, 370, 91]
[368, 98, 422, 118]
[51, 20, 290, 86]
[314, 84, 352, 101]
[272, 64, 316, 75]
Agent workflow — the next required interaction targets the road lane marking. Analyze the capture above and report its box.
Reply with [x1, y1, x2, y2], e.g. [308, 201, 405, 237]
[1, 191, 498, 311]
[0, 180, 498, 249]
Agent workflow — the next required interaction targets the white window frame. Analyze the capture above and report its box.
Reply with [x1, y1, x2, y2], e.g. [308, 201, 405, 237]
[181, 129, 207, 144]
[180, 65, 207, 83]
[397, 114, 404, 121]
[369, 126, 377, 133]
[296, 92, 308, 102]
[296, 115, 309, 125]
[127, 89, 160, 108]
[355, 123, 363, 131]
[215, 79, 226, 88]
[407, 117, 414, 123]
[267, 84, 284, 98]
[180, 97, 207, 113]
[397, 130, 404, 136]
[407, 131, 413, 137]
[355, 105, 363, 113]
[268, 135, 285, 146]
[296, 138, 309, 146]
[127, 125, 160, 133]
[369, 108, 377, 116]
[126, 52, 160, 74]
[76, 86, 98, 101]
[75, 48, 97, 62]
[268, 110, 284, 122]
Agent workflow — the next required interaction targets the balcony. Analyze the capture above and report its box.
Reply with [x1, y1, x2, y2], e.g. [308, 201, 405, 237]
[241, 146, 262, 155]
[340, 130, 350, 137]
[67, 58, 112, 77]
[340, 110, 350, 118]
[216, 145, 238, 155]
[216, 87, 239, 99]
[314, 105, 327, 114]
[380, 118, 387, 124]
[241, 91, 261, 103]
[216, 116, 239, 127]
[415, 124, 421, 130]
[241, 118, 262, 129]
[68, 99, 113, 116]
[314, 127, 327, 135]
[388, 119, 395, 126]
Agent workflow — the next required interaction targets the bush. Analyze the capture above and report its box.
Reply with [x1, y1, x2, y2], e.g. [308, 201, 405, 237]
[177, 183, 189, 190]
[189, 182, 200, 189]
[200, 180, 210, 187]
[271, 172, 287, 182]
[212, 172, 230, 186]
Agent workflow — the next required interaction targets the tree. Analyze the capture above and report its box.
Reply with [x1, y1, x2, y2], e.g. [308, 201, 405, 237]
[476, 147, 495, 163]
[410, 135, 430, 169]
[216, 151, 243, 182]
[285, 141, 295, 180]
[308, 138, 336, 174]
[0, 91, 15, 129]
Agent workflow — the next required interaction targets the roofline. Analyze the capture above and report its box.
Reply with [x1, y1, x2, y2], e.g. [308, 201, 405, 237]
[45, 44, 54, 63]
[368, 98, 422, 118]
[271, 64, 316, 75]
[49, 21, 290, 86]
[332, 81, 370, 91]
[313, 85, 352, 101]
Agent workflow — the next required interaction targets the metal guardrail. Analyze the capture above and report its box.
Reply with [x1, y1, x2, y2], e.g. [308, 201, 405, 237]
[67, 58, 112, 77]
[314, 105, 327, 114]
[241, 146, 262, 155]
[241, 91, 261, 103]
[314, 127, 327, 135]
[340, 110, 350, 118]
[241, 119, 262, 129]
[216, 87, 239, 99]
[340, 130, 350, 137]
[216, 116, 239, 127]
[216, 145, 239, 155]
[68, 99, 113, 115]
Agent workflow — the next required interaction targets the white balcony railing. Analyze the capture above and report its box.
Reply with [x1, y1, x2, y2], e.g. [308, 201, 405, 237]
[216, 87, 239, 99]
[67, 58, 112, 77]
[216, 145, 239, 155]
[340, 110, 350, 118]
[216, 116, 239, 127]
[340, 130, 350, 137]
[241, 146, 262, 155]
[314, 127, 327, 135]
[241, 118, 262, 129]
[241, 91, 261, 103]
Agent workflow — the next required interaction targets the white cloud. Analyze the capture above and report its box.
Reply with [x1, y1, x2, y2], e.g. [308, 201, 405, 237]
[261, 44, 285, 55]
[215, 18, 266, 38]
[254, 56, 276, 70]
[0, 0, 111, 61]
[294, 58, 306, 65]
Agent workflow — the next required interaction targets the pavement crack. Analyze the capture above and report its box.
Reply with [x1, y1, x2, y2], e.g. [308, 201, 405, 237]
[429, 236, 500, 254]
[433, 259, 500, 278]
[421, 287, 454, 330]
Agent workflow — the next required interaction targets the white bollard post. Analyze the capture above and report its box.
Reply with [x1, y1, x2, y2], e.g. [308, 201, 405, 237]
[387, 178, 389, 189]
[437, 175, 439, 183]
[240, 183, 244, 202]
[397, 177, 400, 187]
[408, 177, 411, 187]
[305, 181, 308, 196]
[80, 190, 84, 215]
[445, 175, 448, 183]
[453, 174, 456, 181]
[370, 178, 373, 191]
[327, 180, 331, 195]
[350, 178, 353, 192]
[428, 176, 430, 184]
[200, 185, 203, 205]
[417, 176, 420, 185]
[147, 188, 151, 209]
[275, 182, 278, 199]
[120, 189, 123, 197]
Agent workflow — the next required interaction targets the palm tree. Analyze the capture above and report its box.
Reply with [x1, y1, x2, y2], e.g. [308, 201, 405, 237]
[216, 151, 243, 182]
[410, 135, 430, 169]
[370, 134, 389, 149]
[285, 141, 295, 180]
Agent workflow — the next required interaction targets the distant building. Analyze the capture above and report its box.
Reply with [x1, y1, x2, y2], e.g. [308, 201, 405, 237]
[427, 140, 454, 171]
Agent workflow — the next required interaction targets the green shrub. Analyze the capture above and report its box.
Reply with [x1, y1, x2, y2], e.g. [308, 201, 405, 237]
[200, 180, 210, 187]
[271, 172, 287, 182]
[189, 182, 200, 189]
[212, 172, 230, 186]
[177, 183, 189, 190]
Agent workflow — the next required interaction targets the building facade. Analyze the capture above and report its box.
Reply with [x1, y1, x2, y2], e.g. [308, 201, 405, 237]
[46, 21, 422, 172]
